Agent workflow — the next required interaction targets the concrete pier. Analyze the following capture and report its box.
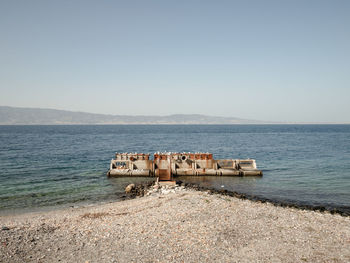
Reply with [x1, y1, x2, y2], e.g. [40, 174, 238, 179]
[108, 152, 263, 180]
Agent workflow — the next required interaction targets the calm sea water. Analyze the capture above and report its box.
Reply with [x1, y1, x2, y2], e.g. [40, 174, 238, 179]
[0, 125, 349, 214]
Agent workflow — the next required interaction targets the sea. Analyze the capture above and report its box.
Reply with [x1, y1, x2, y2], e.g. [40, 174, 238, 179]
[0, 125, 349, 214]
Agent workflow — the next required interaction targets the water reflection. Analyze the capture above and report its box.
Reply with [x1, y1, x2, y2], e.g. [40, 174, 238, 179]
[177, 176, 261, 193]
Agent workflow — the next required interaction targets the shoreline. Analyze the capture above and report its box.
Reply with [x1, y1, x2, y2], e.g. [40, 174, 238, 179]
[181, 182, 350, 217]
[1, 182, 349, 217]
[0, 183, 153, 217]
[1, 184, 349, 262]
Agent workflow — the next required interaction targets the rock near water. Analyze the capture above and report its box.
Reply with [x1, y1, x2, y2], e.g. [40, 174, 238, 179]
[125, 184, 135, 193]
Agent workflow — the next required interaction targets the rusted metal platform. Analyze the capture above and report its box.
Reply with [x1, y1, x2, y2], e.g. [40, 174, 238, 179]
[107, 152, 263, 180]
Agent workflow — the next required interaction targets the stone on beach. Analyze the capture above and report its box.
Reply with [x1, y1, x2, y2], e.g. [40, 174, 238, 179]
[124, 184, 135, 193]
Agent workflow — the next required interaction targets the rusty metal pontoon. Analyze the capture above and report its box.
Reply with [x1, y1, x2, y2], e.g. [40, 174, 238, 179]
[107, 152, 262, 180]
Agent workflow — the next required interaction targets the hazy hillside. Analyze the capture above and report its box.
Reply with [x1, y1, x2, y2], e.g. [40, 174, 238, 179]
[0, 106, 266, 125]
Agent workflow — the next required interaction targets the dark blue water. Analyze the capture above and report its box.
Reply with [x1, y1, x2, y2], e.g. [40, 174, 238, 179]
[0, 125, 349, 213]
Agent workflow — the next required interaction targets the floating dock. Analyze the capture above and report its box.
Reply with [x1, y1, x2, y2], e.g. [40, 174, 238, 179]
[108, 152, 262, 180]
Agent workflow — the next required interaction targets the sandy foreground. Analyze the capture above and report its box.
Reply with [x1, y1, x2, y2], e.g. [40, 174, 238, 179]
[1, 186, 350, 263]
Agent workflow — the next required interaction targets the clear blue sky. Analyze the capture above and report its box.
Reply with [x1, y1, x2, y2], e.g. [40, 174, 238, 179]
[0, 0, 349, 122]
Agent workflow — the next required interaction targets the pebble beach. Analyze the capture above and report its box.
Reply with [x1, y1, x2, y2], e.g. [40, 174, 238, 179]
[1, 185, 350, 263]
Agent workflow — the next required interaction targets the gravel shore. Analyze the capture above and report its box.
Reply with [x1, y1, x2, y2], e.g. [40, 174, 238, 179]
[1, 185, 350, 263]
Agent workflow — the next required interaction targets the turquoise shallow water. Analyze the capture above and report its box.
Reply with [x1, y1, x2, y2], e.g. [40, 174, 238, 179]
[0, 125, 349, 213]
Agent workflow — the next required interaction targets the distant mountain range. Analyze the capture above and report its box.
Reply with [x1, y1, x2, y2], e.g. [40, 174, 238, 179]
[0, 106, 270, 125]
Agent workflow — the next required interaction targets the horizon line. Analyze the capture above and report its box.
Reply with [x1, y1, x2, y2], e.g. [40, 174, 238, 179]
[1, 105, 349, 125]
